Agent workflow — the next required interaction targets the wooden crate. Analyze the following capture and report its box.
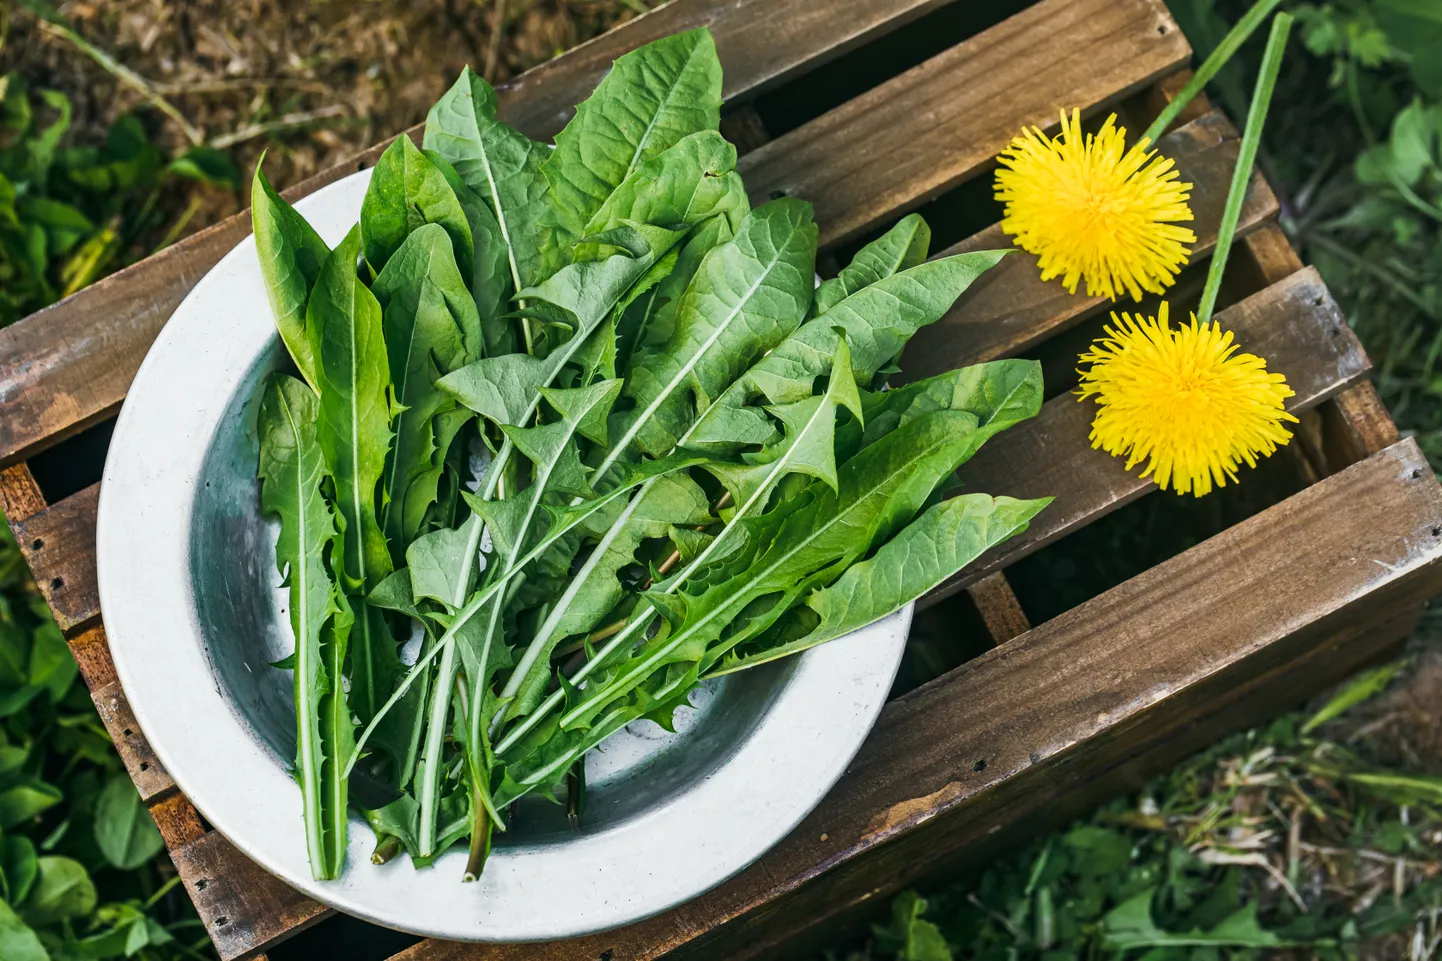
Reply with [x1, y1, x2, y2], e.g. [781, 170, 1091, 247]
[2, 1, 1438, 959]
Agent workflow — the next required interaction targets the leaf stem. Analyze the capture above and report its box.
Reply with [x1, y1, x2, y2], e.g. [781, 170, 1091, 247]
[1197, 11, 1293, 325]
[1140, 0, 1284, 147]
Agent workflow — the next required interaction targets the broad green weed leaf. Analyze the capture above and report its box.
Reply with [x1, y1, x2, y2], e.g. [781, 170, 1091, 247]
[252, 162, 328, 390]
[714, 494, 1049, 675]
[423, 67, 553, 289]
[361, 135, 474, 279]
[812, 213, 931, 317]
[256, 373, 349, 878]
[92, 775, 163, 870]
[543, 27, 723, 248]
[20, 856, 95, 926]
[583, 130, 748, 239]
[606, 199, 817, 471]
[0, 898, 47, 961]
[372, 224, 482, 550]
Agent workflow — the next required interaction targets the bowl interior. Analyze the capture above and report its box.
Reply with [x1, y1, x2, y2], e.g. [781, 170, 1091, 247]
[188, 340, 797, 845]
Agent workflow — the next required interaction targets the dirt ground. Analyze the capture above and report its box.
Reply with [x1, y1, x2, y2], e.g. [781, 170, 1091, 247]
[4, 0, 650, 229]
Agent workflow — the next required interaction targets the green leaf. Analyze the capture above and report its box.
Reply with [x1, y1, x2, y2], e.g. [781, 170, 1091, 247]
[0, 899, 47, 961]
[724, 250, 1010, 409]
[423, 67, 553, 289]
[406, 514, 483, 610]
[1302, 659, 1407, 733]
[19, 856, 96, 926]
[620, 214, 733, 368]
[1, 836, 37, 904]
[703, 335, 864, 506]
[873, 891, 953, 961]
[543, 27, 724, 248]
[714, 494, 1049, 675]
[566, 408, 996, 727]
[424, 149, 515, 356]
[256, 372, 349, 879]
[605, 199, 818, 473]
[372, 223, 482, 550]
[0, 780, 61, 829]
[812, 213, 931, 317]
[361, 135, 474, 280]
[1102, 889, 1283, 950]
[251, 161, 328, 390]
[91, 775, 164, 870]
[582, 130, 748, 240]
[168, 146, 241, 189]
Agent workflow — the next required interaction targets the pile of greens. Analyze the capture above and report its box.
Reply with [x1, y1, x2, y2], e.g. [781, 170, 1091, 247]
[251, 26, 1048, 884]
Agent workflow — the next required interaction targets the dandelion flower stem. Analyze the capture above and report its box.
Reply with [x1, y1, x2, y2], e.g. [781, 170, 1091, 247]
[1197, 11, 1293, 326]
[1141, 0, 1285, 146]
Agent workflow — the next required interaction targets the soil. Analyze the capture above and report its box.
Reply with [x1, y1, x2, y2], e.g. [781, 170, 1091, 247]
[2, 0, 651, 229]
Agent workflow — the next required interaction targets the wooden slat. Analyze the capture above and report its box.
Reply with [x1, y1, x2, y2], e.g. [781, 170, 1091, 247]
[93, 678, 176, 802]
[0, 464, 45, 521]
[901, 109, 1278, 381]
[395, 438, 1442, 961]
[1239, 224, 1401, 473]
[928, 266, 1370, 604]
[11, 484, 100, 632]
[0, 0, 960, 471]
[965, 573, 1031, 644]
[174, 831, 331, 961]
[739, 0, 1189, 248]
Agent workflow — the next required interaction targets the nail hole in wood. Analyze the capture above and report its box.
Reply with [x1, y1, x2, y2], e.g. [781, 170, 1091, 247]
[600, 951, 614, 961]
[1413, 468, 1424, 480]
[30, 539, 43, 551]
[1157, 23, 1166, 34]
[139, 762, 149, 772]
[50, 577, 63, 590]
[973, 758, 987, 772]
[196, 878, 209, 891]
[1330, 327, 1340, 337]
[123, 729, 133, 737]
[1432, 527, 1441, 537]
[215, 917, 229, 927]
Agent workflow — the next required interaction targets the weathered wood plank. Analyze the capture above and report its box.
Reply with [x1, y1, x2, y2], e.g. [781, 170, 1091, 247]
[11, 483, 100, 632]
[927, 265, 1370, 604]
[170, 830, 331, 961]
[92, 678, 176, 802]
[964, 573, 1030, 644]
[900, 109, 1278, 381]
[0, 464, 45, 521]
[0, 0, 962, 470]
[740, 0, 1189, 248]
[394, 439, 1442, 961]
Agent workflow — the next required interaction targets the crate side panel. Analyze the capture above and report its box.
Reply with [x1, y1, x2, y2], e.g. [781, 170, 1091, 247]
[739, 0, 1188, 248]
[390, 440, 1442, 959]
[901, 110, 1277, 379]
[929, 266, 1369, 603]
[0, 0, 965, 471]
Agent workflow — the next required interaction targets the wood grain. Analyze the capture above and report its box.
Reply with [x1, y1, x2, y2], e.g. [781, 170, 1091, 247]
[0, 0, 962, 471]
[929, 266, 1370, 603]
[964, 573, 1031, 644]
[0, 464, 45, 521]
[11, 483, 100, 631]
[92, 678, 175, 802]
[739, 0, 1189, 248]
[1239, 223, 1400, 472]
[170, 830, 330, 961]
[395, 438, 1442, 961]
[900, 109, 1278, 381]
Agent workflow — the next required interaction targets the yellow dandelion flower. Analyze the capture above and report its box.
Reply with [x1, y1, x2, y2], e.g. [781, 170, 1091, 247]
[995, 109, 1198, 302]
[1077, 303, 1297, 497]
